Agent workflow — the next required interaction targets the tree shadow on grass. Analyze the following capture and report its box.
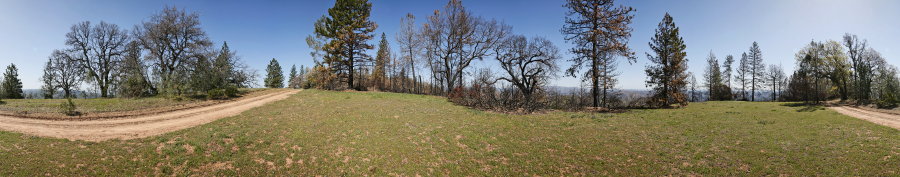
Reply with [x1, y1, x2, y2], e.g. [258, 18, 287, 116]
[781, 102, 824, 112]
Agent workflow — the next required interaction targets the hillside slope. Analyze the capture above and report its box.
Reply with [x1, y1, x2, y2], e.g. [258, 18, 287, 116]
[0, 90, 897, 176]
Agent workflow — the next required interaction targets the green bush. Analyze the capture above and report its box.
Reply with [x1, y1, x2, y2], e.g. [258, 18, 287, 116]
[876, 97, 899, 108]
[224, 87, 239, 98]
[207, 89, 227, 100]
[207, 87, 240, 100]
[59, 98, 79, 116]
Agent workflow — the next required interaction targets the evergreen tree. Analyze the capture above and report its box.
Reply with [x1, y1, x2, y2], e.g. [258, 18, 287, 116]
[562, 0, 636, 108]
[190, 55, 214, 92]
[289, 64, 300, 89]
[2, 64, 24, 99]
[118, 41, 153, 97]
[748, 42, 765, 101]
[645, 13, 689, 108]
[722, 55, 734, 97]
[373, 33, 390, 90]
[265, 58, 284, 88]
[735, 53, 750, 100]
[211, 42, 234, 89]
[704, 52, 728, 100]
[41, 59, 56, 99]
[689, 73, 697, 102]
[211, 41, 254, 89]
[314, 0, 377, 90]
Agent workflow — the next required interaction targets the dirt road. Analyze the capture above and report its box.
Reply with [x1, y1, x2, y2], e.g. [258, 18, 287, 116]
[0, 89, 299, 142]
[830, 106, 900, 130]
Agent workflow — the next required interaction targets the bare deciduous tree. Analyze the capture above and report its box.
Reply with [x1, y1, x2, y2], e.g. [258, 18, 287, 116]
[396, 13, 422, 93]
[65, 21, 129, 97]
[494, 35, 561, 108]
[48, 50, 83, 98]
[843, 33, 876, 103]
[422, 0, 510, 94]
[767, 64, 786, 101]
[135, 6, 212, 95]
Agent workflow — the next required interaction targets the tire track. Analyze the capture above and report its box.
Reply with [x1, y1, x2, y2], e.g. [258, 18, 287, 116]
[0, 89, 300, 141]
[829, 106, 900, 130]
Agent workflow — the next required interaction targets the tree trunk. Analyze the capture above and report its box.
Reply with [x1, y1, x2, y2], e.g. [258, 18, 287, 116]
[591, 62, 599, 108]
[348, 52, 355, 90]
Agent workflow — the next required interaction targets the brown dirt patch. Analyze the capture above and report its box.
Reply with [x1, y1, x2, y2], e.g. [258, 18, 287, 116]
[0, 89, 299, 141]
[0, 89, 281, 120]
[829, 106, 900, 130]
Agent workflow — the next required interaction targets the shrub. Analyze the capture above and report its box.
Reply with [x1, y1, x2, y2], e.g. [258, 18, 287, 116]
[59, 98, 79, 116]
[876, 97, 898, 108]
[224, 87, 240, 98]
[207, 89, 227, 100]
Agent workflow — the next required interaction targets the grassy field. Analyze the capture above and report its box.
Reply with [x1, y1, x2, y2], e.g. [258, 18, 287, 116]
[0, 89, 897, 176]
[0, 97, 198, 114]
[0, 88, 266, 114]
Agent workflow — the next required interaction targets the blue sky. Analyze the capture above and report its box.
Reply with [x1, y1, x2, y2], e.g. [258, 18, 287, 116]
[1, 0, 898, 90]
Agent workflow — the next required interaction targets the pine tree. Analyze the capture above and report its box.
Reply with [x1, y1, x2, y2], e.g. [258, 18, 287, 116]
[191, 55, 214, 92]
[703, 52, 727, 100]
[289, 64, 299, 89]
[314, 0, 377, 90]
[212, 42, 234, 89]
[265, 58, 284, 88]
[689, 73, 697, 102]
[722, 55, 734, 98]
[645, 13, 689, 108]
[41, 59, 56, 99]
[562, 0, 636, 108]
[748, 42, 765, 101]
[373, 33, 390, 90]
[736, 53, 749, 100]
[2, 64, 24, 99]
[118, 41, 152, 97]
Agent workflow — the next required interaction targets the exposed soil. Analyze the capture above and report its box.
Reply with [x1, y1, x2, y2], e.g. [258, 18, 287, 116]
[829, 106, 900, 130]
[0, 89, 280, 120]
[0, 89, 299, 142]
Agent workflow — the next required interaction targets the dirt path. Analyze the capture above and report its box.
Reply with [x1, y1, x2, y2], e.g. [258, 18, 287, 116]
[0, 89, 299, 142]
[829, 106, 900, 130]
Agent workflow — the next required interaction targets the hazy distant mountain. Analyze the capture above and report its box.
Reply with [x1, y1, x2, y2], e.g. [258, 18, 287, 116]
[545, 86, 780, 102]
[545, 86, 651, 96]
[20, 89, 100, 99]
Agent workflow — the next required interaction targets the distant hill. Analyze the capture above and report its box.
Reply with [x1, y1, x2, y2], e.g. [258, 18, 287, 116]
[546, 86, 651, 96]
[545, 86, 780, 102]
[20, 89, 100, 99]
